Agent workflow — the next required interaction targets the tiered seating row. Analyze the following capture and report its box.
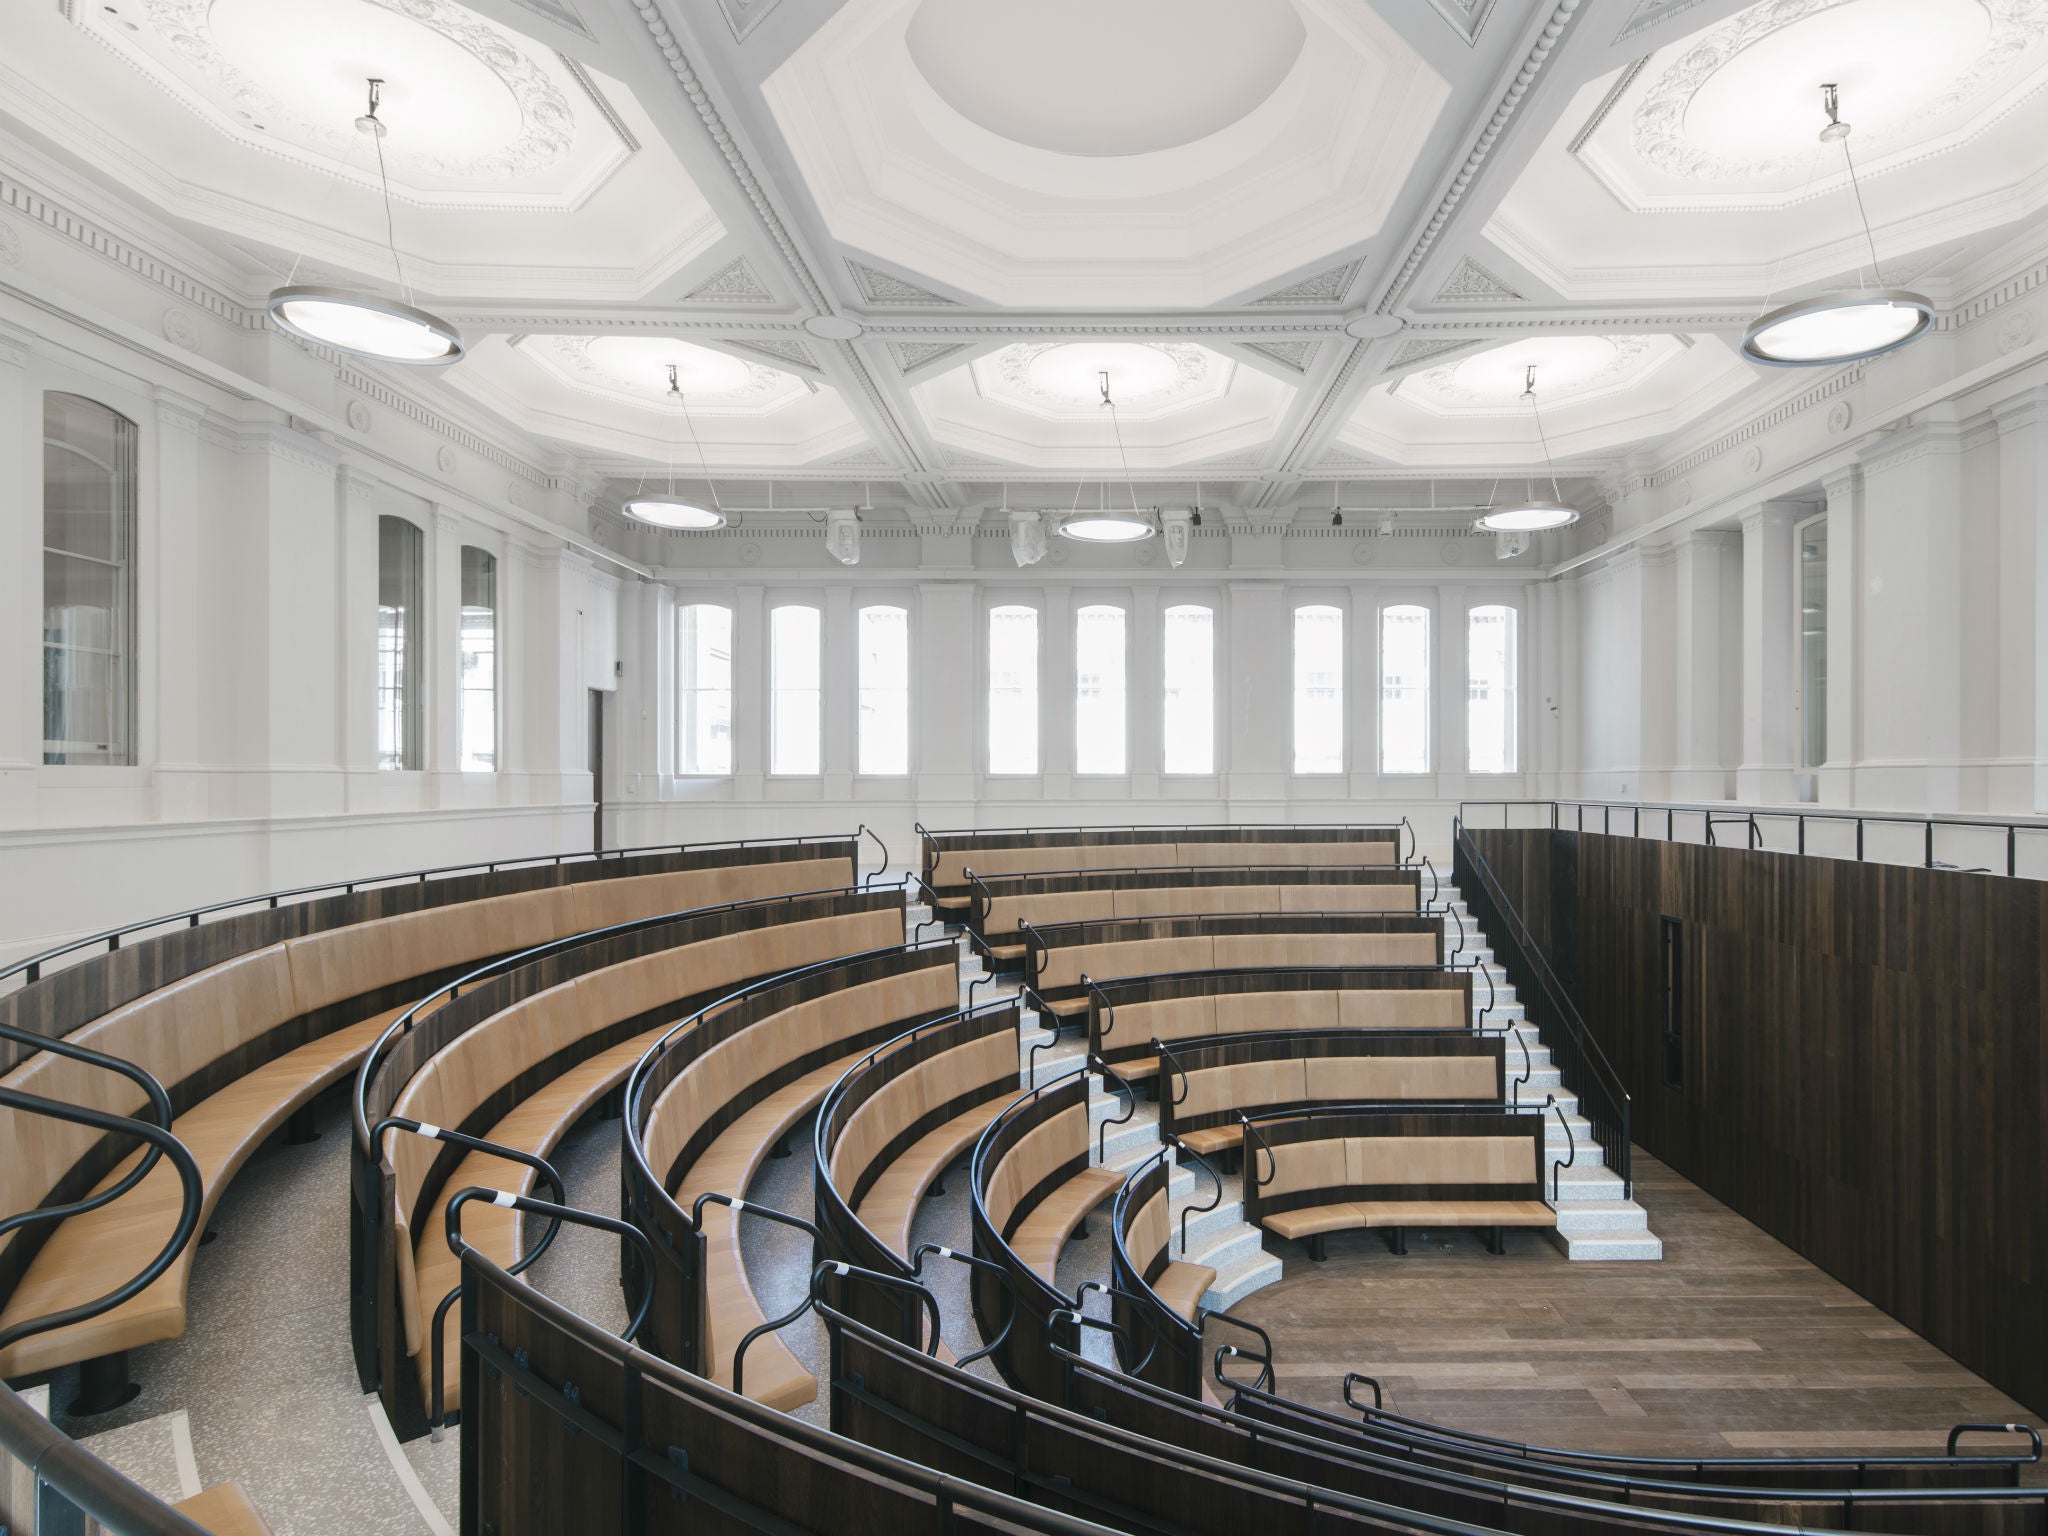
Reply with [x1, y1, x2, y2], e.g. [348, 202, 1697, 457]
[624, 943, 960, 1411]
[814, 1002, 1023, 1349]
[4, 839, 854, 1393]
[1243, 1108, 1556, 1260]
[354, 888, 905, 1425]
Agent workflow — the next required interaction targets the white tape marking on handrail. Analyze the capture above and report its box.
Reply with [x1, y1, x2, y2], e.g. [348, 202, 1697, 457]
[729, 1198, 745, 1213]
[492, 1190, 518, 1208]
[415, 1122, 443, 1141]
[935, 1246, 953, 1259]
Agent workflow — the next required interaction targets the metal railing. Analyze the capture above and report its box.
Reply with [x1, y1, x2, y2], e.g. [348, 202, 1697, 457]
[1454, 818, 1632, 1199]
[1462, 798, 2048, 879]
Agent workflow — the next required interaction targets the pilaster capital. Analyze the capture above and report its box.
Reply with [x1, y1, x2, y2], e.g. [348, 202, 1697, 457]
[150, 384, 208, 435]
[433, 504, 464, 536]
[0, 319, 36, 370]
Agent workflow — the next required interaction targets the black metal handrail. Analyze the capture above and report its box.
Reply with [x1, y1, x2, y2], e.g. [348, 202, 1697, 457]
[909, 1243, 1017, 1368]
[3, 832, 851, 990]
[921, 819, 1406, 841]
[1092, 1054, 1141, 1164]
[1454, 817, 1632, 1200]
[855, 823, 889, 887]
[445, 1187, 654, 1344]
[0, 1382, 213, 1535]
[1461, 798, 2048, 879]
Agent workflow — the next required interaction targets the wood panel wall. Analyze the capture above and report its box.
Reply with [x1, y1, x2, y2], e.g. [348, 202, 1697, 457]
[1466, 827, 2048, 1415]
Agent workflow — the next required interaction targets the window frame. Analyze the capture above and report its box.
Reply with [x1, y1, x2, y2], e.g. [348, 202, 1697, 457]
[375, 514, 427, 774]
[1161, 600, 1218, 778]
[457, 544, 499, 774]
[1794, 511, 1828, 772]
[674, 598, 736, 778]
[1290, 599, 1347, 777]
[856, 599, 913, 778]
[1377, 598, 1433, 777]
[41, 388, 142, 770]
[768, 600, 823, 778]
[985, 599, 1043, 778]
[1073, 601, 1129, 777]
[1465, 601, 1520, 776]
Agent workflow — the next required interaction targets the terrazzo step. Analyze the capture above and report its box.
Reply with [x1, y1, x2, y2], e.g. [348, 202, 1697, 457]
[1549, 1229, 1665, 1261]
[1547, 1163, 1630, 1202]
[1202, 1247, 1285, 1312]
[1181, 1220, 1265, 1277]
[1099, 1118, 1167, 1166]
[1554, 1200, 1653, 1235]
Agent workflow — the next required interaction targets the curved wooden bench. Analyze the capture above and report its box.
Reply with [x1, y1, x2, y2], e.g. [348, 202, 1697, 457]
[0, 844, 853, 1388]
[1159, 1030, 1505, 1161]
[173, 1481, 275, 1535]
[1026, 913, 1444, 1015]
[1242, 1109, 1555, 1260]
[630, 947, 961, 1409]
[1089, 967, 1475, 1082]
[972, 866, 1422, 952]
[391, 898, 907, 1415]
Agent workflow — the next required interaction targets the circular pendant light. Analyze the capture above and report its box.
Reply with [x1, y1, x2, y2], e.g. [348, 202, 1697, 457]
[1059, 512, 1156, 542]
[1477, 366, 1582, 534]
[266, 286, 463, 365]
[622, 364, 728, 531]
[1476, 497, 1579, 533]
[265, 82, 462, 368]
[1742, 86, 1932, 370]
[621, 495, 727, 530]
[1057, 370, 1155, 544]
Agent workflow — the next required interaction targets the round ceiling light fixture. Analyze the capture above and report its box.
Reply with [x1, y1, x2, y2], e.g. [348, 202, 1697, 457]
[1057, 370, 1156, 543]
[622, 365, 728, 531]
[266, 81, 463, 367]
[1741, 85, 1933, 369]
[1476, 365, 1581, 534]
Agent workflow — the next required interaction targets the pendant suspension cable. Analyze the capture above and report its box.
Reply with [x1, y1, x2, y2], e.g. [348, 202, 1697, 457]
[1100, 369, 1142, 514]
[1524, 367, 1564, 503]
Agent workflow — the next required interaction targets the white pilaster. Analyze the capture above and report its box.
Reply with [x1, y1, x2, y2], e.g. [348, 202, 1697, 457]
[1737, 499, 1804, 804]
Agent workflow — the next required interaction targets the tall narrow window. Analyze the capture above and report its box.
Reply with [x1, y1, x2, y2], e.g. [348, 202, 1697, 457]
[458, 547, 497, 772]
[1162, 604, 1214, 776]
[677, 603, 732, 775]
[770, 604, 821, 775]
[1797, 514, 1828, 769]
[1292, 604, 1344, 774]
[988, 605, 1039, 774]
[1379, 604, 1430, 775]
[1467, 605, 1517, 775]
[43, 393, 137, 765]
[858, 604, 910, 775]
[1074, 605, 1127, 775]
[377, 516, 424, 771]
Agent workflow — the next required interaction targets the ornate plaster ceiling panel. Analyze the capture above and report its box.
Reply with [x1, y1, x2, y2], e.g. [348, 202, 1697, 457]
[514, 337, 810, 414]
[913, 341, 1293, 469]
[1578, 0, 2048, 213]
[78, 0, 631, 209]
[0, 3, 721, 298]
[761, 0, 1451, 308]
[444, 336, 864, 466]
[969, 341, 1231, 423]
[1340, 333, 1753, 464]
[1485, 0, 2048, 302]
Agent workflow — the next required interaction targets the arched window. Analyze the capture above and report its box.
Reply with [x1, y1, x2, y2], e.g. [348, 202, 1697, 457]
[1074, 604, 1127, 775]
[770, 604, 821, 775]
[43, 393, 138, 765]
[1292, 604, 1344, 774]
[1380, 604, 1430, 775]
[377, 516, 425, 771]
[677, 603, 732, 775]
[858, 604, 910, 775]
[1162, 604, 1214, 775]
[987, 605, 1039, 774]
[459, 548, 497, 772]
[1467, 605, 1517, 774]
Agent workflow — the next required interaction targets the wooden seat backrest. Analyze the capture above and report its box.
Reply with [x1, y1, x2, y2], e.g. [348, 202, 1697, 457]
[1336, 990, 1466, 1030]
[1349, 1134, 1534, 1189]
[1123, 1185, 1171, 1275]
[981, 1101, 1086, 1237]
[828, 1030, 1016, 1190]
[1209, 933, 1435, 970]
[1105, 997, 1215, 1049]
[1039, 936, 1214, 992]
[1178, 1056, 1493, 1119]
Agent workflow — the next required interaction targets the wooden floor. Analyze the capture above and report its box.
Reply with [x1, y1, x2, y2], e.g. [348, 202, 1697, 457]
[1228, 1151, 2045, 1477]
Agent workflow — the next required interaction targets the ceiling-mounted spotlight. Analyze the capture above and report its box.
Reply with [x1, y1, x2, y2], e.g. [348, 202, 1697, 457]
[1741, 85, 1933, 368]
[266, 81, 463, 366]
[1477, 366, 1581, 534]
[622, 364, 727, 530]
[1060, 371, 1156, 543]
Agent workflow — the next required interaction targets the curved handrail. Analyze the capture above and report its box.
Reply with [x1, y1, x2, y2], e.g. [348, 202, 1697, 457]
[0, 1088, 203, 1356]
[0, 1383, 213, 1535]
[813, 1260, 941, 1358]
[1200, 1313, 1276, 1394]
[1176, 1142, 1224, 1258]
[1344, 1370, 1385, 1412]
[1419, 854, 1442, 910]
[966, 868, 994, 930]
[909, 1243, 1017, 1368]
[1211, 1342, 1269, 1395]
[1544, 1094, 1572, 1203]
[0, 1020, 178, 1248]
[444, 1187, 654, 1344]
[855, 823, 890, 888]
[1092, 1053, 1140, 1164]
[1072, 1281, 1162, 1379]
[1399, 815, 1416, 866]
[3, 832, 851, 990]
[1949, 1423, 2042, 1459]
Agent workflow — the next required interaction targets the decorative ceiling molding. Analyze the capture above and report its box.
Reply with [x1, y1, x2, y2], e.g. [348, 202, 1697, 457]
[1566, 57, 1647, 156]
[1250, 260, 1363, 306]
[630, 0, 832, 313]
[558, 55, 640, 153]
[1278, 338, 1369, 475]
[1614, 0, 1712, 45]
[1375, 0, 1585, 312]
[1434, 257, 1523, 303]
[847, 260, 959, 307]
[1427, 0, 1501, 46]
[824, 445, 897, 471]
[682, 257, 777, 304]
[504, 0, 594, 40]
[712, 0, 788, 43]
[728, 337, 821, 372]
[1646, 365, 1863, 488]
[890, 340, 968, 373]
[1244, 339, 1321, 373]
[1387, 336, 1481, 369]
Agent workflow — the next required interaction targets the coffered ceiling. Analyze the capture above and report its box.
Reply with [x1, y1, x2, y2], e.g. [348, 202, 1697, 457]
[5, 0, 2045, 536]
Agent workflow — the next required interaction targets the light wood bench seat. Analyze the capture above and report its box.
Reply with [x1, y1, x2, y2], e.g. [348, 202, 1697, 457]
[855, 1098, 1012, 1258]
[173, 1481, 276, 1535]
[0, 1000, 427, 1376]
[410, 1020, 671, 1410]
[678, 1054, 870, 1413]
[1148, 1260, 1218, 1323]
[1009, 1166, 1124, 1281]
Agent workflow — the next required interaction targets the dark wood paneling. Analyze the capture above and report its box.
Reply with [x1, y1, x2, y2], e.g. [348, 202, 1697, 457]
[1476, 828, 2048, 1417]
